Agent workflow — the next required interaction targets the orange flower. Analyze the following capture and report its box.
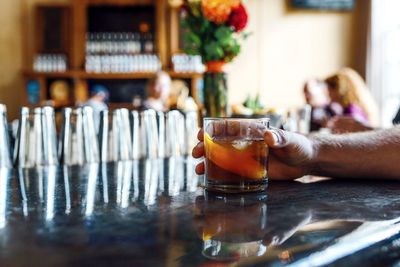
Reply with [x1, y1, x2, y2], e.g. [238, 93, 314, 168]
[201, 0, 240, 24]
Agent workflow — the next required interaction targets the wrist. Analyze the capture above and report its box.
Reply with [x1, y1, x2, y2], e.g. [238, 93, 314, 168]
[306, 135, 324, 176]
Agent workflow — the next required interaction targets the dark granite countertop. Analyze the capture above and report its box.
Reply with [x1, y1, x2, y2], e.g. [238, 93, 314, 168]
[0, 157, 400, 266]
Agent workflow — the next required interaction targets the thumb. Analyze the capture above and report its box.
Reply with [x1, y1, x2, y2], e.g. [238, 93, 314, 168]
[264, 128, 290, 148]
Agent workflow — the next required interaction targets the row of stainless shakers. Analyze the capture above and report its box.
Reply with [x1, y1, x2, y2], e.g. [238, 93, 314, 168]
[0, 104, 199, 168]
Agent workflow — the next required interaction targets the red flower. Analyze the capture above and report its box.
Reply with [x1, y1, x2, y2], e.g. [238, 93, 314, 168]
[229, 4, 248, 32]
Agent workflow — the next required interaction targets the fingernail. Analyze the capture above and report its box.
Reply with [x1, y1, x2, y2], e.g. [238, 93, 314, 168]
[270, 130, 281, 144]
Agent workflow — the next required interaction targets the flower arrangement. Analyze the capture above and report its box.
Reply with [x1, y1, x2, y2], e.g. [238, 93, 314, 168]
[181, 0, 249, 63]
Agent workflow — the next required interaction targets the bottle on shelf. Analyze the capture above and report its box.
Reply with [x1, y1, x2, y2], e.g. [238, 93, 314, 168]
[172, 54, 204, 73]
[84, 31, 161, 74]
[144, 33, 154, 54]
[33, 54, 67, 72]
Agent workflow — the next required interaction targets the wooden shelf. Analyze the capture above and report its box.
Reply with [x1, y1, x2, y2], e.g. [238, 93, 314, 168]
[87, 0, 154, 6]
[79, 71, 157, 79]
[23, 70, 79, 78]
[169, 71, 203, 79]
[23, 70, 203, 80]
[22, 69, 203, 108]
[22, 1, 202, 108]
[108, 102, 136, 109]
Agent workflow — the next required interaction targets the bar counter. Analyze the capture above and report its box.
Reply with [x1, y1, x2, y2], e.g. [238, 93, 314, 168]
[0, 158, 400, 266]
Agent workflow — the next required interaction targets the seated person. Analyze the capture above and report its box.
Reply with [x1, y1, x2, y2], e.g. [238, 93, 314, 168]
[143, 71, 171, 112]
[303, 79, 341, 131]
[327, 116, 373, 134]
[168, 80, 198, 112]
[84, 85, 109, 130]
[325, 68, 379, 128]
[327, 105, 400, 134]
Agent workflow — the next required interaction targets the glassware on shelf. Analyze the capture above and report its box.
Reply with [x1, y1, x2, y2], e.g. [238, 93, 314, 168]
[172, 54, 205, 73]
[143, 33, 154, 53]
[85, 54, 161, 73]
[85, 31, 155, 55]
[33, 54, 67, 72]
[84, 31, 160, 74]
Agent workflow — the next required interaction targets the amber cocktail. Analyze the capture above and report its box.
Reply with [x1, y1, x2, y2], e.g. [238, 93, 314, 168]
[204, 118, 269, 193]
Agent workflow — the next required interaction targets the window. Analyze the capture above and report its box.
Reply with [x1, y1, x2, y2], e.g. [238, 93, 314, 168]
[368, 0, 400, 127]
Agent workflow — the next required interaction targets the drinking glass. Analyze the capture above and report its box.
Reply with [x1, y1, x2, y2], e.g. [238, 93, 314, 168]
[58, 107, 99, 166]
[140, 109, 159, 158]
[14, 107, 59, 168]
[131, 110, 141, 159]
[297, 104, 312, 134]
[99, 108, 132, 162]
[0, 104, 11, 168]
[166, 110, 186, 156]
[0, 167, 11, 228]
[203, 118, 269, 193]
[285, 105, 312, 134]
[185, 111, 199, 155]
[157, 111, 166, 158]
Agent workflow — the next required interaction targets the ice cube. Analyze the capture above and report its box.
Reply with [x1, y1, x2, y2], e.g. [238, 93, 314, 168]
[232, 140, 252, 150]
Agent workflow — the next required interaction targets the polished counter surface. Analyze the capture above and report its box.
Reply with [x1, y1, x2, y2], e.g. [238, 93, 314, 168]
[0, 158, 400, 266]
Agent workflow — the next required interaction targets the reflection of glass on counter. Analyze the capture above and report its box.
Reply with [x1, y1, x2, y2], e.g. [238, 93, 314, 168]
[63, 166, 71, 214]
[45, 166, 57, 221]
[120, 161, 133, 209]
[84, 163, 99, 217]
[100, 164, 109, 204]
[144, 159, 159, 206]
[195, 192, 268, 261]
[0, 168, 10, 228]
[17, 168, 28, 217]
[106, 161, 134, 207]
[186, 157, 198, 193]
[167, 157, 185, 196]
[132, 160, 140, 202]
[16, 166, 58, 220]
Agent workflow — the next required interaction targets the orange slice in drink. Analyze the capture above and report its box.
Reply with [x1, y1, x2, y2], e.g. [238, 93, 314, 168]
[204, 133, 267, 180]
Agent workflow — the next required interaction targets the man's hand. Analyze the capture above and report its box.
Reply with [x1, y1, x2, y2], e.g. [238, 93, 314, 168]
[192, 128, 316, 180]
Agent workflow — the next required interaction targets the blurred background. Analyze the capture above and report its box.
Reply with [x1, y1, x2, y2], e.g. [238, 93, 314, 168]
[0, 0, 399, 129]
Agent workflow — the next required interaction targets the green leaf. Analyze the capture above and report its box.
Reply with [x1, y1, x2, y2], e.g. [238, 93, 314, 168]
[200, 19, 211, 33]
[244, 95, 251, 107]
[215, 26, 231, 39]
[187, 32, 201, 47]
[231, 43, 241, 56]
[204, 42, 224, 61]
[215, 26, 234, 46]
[254, 94, 261, 109]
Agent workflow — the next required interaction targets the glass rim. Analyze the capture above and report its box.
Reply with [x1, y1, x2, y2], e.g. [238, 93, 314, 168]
[203, 117, 270, 121]
[202, 239, 266, 260]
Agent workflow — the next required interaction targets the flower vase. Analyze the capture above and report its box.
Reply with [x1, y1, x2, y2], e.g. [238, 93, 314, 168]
[203, 61, 228, 118]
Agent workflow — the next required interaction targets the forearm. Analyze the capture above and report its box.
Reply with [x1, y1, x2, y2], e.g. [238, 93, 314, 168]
[309, 127, 400, 179]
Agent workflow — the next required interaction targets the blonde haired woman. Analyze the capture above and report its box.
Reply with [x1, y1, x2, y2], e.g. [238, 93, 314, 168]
[325, 68, 379, 127]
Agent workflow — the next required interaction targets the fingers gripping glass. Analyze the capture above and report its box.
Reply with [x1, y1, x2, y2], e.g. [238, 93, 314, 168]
[203, 118, 270, 193]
